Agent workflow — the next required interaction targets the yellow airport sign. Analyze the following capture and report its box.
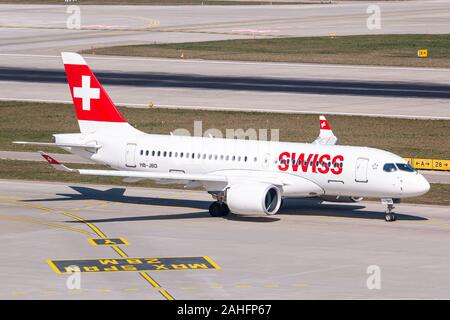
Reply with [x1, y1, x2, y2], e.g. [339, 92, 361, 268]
[432, 159, 450, 171]
[418, 49, 428, 58]
[411, 158, 433, 170]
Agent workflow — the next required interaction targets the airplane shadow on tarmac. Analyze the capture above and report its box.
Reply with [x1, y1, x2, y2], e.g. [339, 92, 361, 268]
[22, 186, 427, 223]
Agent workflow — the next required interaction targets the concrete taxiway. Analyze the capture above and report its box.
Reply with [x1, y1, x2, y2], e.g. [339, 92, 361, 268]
[1, 53, 450, 119]
[0, 179, 449, 299]
[1, 1, 450, 54]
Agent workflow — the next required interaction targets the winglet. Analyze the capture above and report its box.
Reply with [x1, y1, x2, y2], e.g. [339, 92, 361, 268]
[312, 115, 338, 145]
[39, 151, 75, 172]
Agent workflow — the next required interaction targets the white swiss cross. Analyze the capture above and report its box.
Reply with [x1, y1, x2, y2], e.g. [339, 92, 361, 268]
[320, 121, 326, 128]
[73, 75, 100, 111]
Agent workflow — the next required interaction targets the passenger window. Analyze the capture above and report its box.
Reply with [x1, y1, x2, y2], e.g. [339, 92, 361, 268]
[146, 150, 149, 156]
[157, 151, 161, 157]
[169, 152, 172, 157]
[383, 163, 397, 172]
[180, 152, 184, 158]
[152, 151, 155, 156]
[244, 156, 247, 162]
[163, 151, 167, 157]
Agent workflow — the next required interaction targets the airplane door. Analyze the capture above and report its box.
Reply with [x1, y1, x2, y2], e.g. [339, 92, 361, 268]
[355, 158, 369, 182]
[125, 143, 137, 168]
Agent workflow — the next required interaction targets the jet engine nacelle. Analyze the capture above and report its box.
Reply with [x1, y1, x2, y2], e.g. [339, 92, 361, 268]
[320, 195, 364, 203]
[226, 183, 282, 215]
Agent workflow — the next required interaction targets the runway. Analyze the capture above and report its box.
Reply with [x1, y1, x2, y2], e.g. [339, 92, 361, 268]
[1, 1, 450, 54]
[1, 53, 450, 119]
[1, 179, 449, 299]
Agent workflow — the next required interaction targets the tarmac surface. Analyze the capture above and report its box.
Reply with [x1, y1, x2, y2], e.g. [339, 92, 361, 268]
[0, 179, 449, 299]
[1, 1, 450, 54]
[1, 53, 450, 119]
[1, 2, 450, 119]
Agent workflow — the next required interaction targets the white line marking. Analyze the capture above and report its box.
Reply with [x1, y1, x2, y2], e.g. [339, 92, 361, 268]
[1, 53, 450, 72]
[0, 97, 448, 120]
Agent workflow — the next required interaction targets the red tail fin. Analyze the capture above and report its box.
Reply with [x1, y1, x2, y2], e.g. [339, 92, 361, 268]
[62, 52, 126, 125]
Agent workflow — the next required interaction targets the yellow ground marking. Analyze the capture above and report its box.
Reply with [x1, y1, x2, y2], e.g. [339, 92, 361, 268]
[2, 199, 175, 300]
[0, 199, 51, 214]
[87, 237, 129, 246]
[124, 288, 140, 292]
[290, 284, 307, 287]
[235, 284, 252, 288]
[180, 287, 195, 291]
[204, 256, 222, 270]
[209, 285, 224, 289]
[12, 291, 28, 296]
[0, 215, 94, 236]
[96, 289, 112, 293]
[47, 260, 62, 274]
[264, 284, 279, 288]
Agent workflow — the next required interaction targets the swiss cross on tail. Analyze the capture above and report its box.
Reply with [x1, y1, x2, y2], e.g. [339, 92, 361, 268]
[73, 75, 99, 111]
[62, 52, 126, 124]
[312, 115, 337, 145]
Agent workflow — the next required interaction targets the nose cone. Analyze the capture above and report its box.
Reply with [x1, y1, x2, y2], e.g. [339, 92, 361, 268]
[404, 174, 430, 197]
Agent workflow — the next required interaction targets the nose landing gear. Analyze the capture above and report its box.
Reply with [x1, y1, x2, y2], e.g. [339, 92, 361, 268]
[381, 198, 397, 222]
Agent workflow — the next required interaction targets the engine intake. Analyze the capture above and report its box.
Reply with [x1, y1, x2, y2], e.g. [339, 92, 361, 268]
[226, 183, 282, 215]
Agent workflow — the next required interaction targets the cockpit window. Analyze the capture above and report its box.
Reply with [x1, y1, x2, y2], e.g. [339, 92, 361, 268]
[396, 163, 416, 172]
[383, 163, 397, 172]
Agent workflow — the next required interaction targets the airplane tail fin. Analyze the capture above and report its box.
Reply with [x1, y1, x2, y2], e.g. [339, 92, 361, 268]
[312, 115, 338, 145]
[61, 52, 137, 134]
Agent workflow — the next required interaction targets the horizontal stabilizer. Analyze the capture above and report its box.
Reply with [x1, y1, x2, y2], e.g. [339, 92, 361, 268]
[39, 151, 75, 172]
[14, 141, 102, 149]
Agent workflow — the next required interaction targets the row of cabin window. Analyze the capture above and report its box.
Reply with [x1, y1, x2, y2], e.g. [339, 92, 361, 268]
[278, 159, 343, 168]
[140, 149, 257, 162]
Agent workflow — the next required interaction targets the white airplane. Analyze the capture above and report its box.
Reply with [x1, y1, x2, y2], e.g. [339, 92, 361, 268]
[15, 52, 430, 222]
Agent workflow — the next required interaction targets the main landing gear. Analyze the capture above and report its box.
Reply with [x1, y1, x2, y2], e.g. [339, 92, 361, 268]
[209, 201, 230, 217]
[382, 198, 397, 222]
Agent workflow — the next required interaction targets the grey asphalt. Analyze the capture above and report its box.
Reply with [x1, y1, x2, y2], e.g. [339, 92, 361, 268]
[1, 53, 450, 119]
[0, 179, 449, 299]
[1, 1, 450, 54]
[1, 2, 450, 118]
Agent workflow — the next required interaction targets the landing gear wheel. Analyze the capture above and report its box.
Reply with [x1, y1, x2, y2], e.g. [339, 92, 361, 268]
[220, 203, 230, 216]
[382, 199, 397, 222]
[209, 202, 230, 217]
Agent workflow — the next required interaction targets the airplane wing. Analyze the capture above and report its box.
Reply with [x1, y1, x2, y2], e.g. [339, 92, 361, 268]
[312, 115, 337, 146]
[39, 152, 227, 183]
[14, 141, 102, 149]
